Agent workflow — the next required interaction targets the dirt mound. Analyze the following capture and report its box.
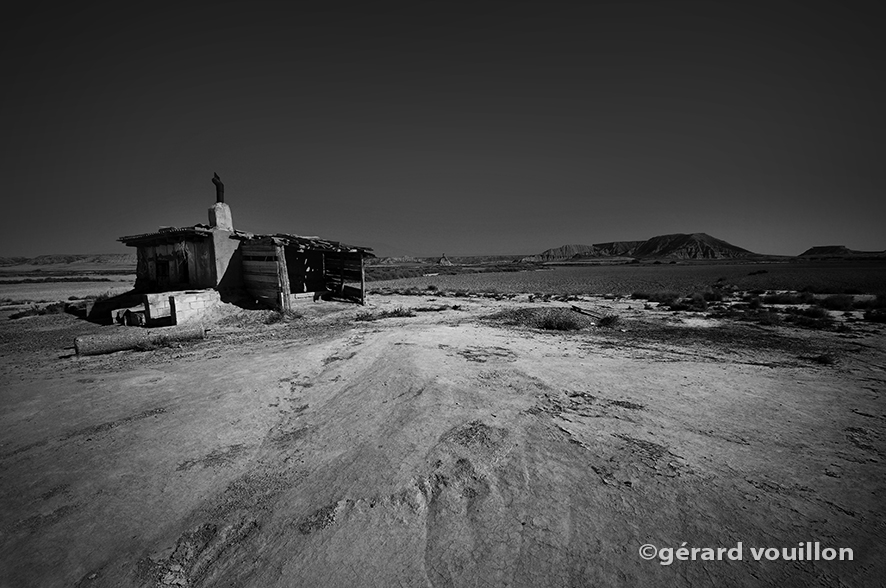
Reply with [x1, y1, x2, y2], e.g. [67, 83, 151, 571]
[486, 306, 595, 330]
[1, 296, 883, 587]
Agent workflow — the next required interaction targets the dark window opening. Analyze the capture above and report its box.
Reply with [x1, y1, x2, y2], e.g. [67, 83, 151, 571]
[284, 247, 325, 294]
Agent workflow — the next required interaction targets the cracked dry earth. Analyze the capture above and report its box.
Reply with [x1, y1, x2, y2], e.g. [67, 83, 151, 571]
[0, 296, 884, 587]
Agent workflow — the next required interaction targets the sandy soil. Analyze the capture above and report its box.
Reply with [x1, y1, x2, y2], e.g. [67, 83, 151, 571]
[0, 279, 134, 303]
[0, 295, 884, 587]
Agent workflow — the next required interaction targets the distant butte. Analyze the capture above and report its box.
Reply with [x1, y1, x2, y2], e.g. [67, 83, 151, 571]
[799, 246, 886, 258]
[524, 233, 755, 262]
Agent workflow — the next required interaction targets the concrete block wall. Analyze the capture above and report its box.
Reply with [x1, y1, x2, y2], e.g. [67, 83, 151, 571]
[144, 293, 173, 321]
[169, 290, 221, 325]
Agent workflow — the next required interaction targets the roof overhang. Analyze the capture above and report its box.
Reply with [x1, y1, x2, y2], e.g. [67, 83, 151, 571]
[235, 232, 375, 257]
[118, 226, 214, 247]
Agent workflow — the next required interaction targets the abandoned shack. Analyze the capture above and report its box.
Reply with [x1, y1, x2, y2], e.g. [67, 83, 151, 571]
[237, 234, 370, 309]
[118, 175, 373, 313]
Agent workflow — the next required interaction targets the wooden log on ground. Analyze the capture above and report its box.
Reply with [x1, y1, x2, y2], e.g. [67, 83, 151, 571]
[570, 305, 605, 319]
[74, 324, 206, 356]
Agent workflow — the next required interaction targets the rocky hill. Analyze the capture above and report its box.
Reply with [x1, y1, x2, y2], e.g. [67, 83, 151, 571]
[521, 244, 601, 262]
[631, 233, 753, 259]
[0, 253, 136, 266]
[589, 241, 645, 257]
[799, 246, 886, 258]
[526, 233, 755, 262]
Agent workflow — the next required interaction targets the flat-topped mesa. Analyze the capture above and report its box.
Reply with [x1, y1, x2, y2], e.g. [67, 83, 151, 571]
[209, 173, 233, 231]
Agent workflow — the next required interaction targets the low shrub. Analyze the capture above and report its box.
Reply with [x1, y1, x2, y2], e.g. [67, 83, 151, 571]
[787, 306, 829, 319]
[538, 313, 586, 331]
[799, 285, 837, 295]
[853, 294, 886, 310]
[711, 306, 781, 326]
[488, 307, 592, 331]
[743, 296, 763, 310]
[647, 291, 680, 303]
[782, 306, 833, 329]
[135, 337, 176, 352]
[598, 314, 621, 328]
[9, 306, 40, 319]
[355, 306, 416, 321]
[763, 292, 815, 305]
[748, 310, 782, 326]
[785, 315, 833, 329]
[9, 302, 66, 319]
[819, 294, 854, 311]
[264, 309, 303, 324]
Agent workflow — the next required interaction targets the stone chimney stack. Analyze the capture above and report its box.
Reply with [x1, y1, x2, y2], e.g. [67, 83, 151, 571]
[208, 173, 233, 231]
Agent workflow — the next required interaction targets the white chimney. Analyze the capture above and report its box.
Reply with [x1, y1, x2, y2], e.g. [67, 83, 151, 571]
[209, 202, 233, 231]
[209, 173, 233, 230]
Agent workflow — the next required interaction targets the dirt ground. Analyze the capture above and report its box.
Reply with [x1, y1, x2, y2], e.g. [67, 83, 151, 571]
[0, 294, 884, 587]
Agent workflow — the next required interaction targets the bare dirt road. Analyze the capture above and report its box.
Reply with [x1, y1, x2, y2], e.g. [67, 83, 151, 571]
[1, 295, 884, 587]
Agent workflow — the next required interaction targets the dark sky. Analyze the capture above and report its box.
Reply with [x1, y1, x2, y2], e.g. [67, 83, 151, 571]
[2, 1, 883, 257]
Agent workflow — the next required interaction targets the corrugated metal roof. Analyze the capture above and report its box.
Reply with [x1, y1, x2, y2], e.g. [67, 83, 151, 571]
[118, 225, 214, 243]
[235, 232, 374, 255]
[119, 226, 374, 256]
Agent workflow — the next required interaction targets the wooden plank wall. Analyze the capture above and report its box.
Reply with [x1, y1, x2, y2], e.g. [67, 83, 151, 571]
[324, 251, 365, 304]
[241, 242, 287, 309]
[323, 252, 363, 287]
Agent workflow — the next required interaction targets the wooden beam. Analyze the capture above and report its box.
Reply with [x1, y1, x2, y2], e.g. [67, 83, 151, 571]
[338, 253, 344, 296]
[242, 260, 279, 272]
[571, 305, 604, 319]
[276, 244, 291, 312]
[242, 274, 282, 285]
[360, 255, 366, 305]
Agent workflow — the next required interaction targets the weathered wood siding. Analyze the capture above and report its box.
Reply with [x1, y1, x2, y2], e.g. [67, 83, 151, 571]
[323, 252, 363, 290]
[324, 251, 366, 304]
[133, 239, 214, 291]
[241, 242, 289, 310]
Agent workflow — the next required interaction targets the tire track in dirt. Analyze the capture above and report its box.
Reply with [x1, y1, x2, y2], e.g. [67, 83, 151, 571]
[14, 304, 884, 588]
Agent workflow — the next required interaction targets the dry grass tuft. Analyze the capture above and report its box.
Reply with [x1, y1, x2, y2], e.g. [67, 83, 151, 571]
[355, 306, 416, 321]
[487, 307, 593, 331]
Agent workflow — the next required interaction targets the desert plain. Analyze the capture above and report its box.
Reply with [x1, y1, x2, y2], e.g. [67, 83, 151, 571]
[1, 265, 885, 587]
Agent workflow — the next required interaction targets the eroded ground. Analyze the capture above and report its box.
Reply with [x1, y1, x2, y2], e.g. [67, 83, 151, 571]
[0, 295, 884, 587]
